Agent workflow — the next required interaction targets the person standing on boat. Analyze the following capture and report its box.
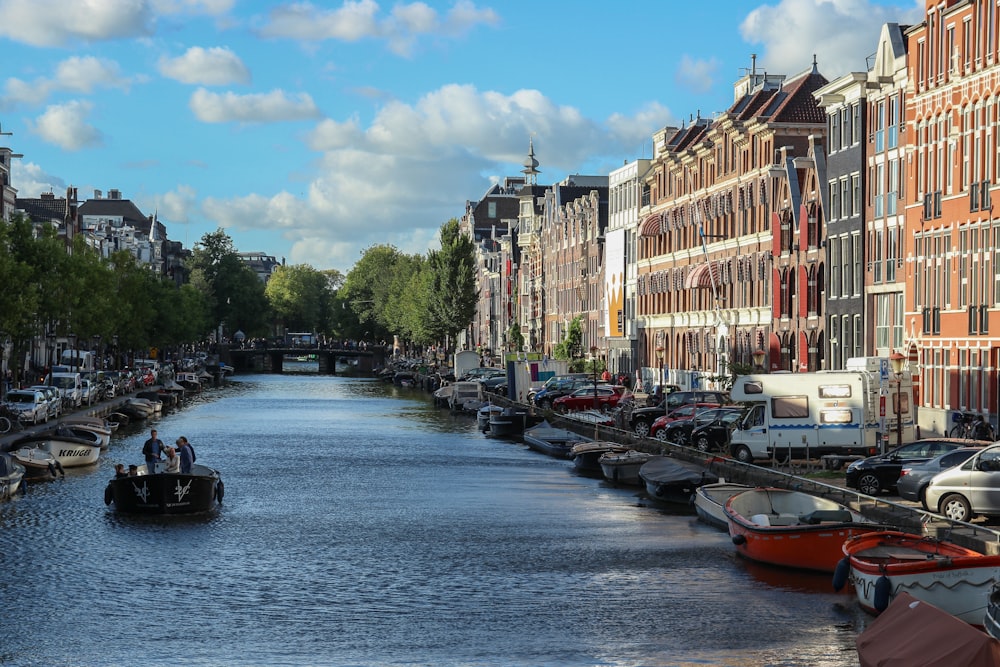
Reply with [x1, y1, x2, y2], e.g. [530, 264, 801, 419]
[176, 436, 196, 474]
[142, 429, 165, 473]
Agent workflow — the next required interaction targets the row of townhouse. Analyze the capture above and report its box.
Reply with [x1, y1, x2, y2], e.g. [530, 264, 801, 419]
[463, 1, 1000, 437]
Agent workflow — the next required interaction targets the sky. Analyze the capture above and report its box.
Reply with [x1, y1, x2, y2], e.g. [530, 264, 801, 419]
[0, 0, 925, 274]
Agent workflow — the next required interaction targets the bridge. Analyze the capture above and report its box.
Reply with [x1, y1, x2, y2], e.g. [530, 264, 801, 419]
[226, 347, 385, 374]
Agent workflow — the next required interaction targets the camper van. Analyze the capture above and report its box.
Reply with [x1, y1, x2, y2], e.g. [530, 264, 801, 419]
[728, 357, 914, 464]
[60, 349, 95, 372]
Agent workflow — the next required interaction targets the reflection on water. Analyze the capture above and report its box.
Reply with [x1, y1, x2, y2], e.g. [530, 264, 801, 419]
[0, 374, 868, 666]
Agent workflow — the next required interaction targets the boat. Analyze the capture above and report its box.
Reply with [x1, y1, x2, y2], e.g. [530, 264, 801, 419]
[693, 482, 751, 530]
[599, 449, 657, 486]
[570, 441, 629, 475]
[8, 445, 64, 478]
[104, 462, 224, 515]
[59, 417, 112, 448]
[856, 592, 1000, 666]
[477, 403, 504, 432]
[522, 420, 591, 458]
[175, 372, 201, 391]
[10, 437, 100, 469]
[13, 423, 105, 451]
[448, 381, 484, 413]
[130, 396, 162, 415]
[0, 452, 26, 500]
[724, 487, 883, 573]
[564, 409, 615, 427]
[638, 456, 719, 505]
[488, 406, 539, 438]
[987, 583, 1000, 639]
[837, 530, 1000, 626]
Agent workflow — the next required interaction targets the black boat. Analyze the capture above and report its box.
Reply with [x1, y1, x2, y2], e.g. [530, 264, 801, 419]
[488, 406, 540, 438]
[522, 420, 591, 458]
[104, 463, 224, 515]
[569, 441, 630, 475]
[638, 456, 719, 505]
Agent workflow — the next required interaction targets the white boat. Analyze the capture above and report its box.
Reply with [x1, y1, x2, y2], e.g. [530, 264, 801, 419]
[693, 482, 751, 530]
[131, 397, 163, 415]
[14, 437, 99, 468]
[9, 445, 63, 477]
[447, 381, 483, 413]
[175, 372, 201, 390]
[839, 530, 1000, 626]
[60, 418, 112, 448]
[0, 453, 26, 499]
[477, 403, 504, 432]
[124, 398, 156, 418]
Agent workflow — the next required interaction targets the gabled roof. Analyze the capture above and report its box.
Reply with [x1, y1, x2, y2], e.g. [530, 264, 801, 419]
[16, 195, 67, 222]
[78, 197, 148, 225]
[727, 66, 828, 125]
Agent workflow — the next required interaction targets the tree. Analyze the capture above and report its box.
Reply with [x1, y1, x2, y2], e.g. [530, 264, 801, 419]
[265, 264, 332, 334]
[424, 219, 478, 350]
[188, 228, 270, 339]
[553, 317, 583, 364]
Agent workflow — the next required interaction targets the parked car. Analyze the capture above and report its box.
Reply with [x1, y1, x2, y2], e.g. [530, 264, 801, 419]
[627, 391, 729, 437]
[460, 367, 505, 382]
[480, 374, 509, 394]
[844, 438, 978, 496]
[656, 406, 742, 445]
[2, 389, 50, 425]
[896, 447, 986, 504]
[690, 408, 746, 452]
[80, 378, 96, 406]
[552, 385, 625, 414]
[644, 403, 722, 439]
[29, 385, 62, 420]
[532, 376, 595, 410]
[924, 443, 1000, 521]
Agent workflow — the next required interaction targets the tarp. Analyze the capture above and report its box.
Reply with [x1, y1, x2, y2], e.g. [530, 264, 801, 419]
[856, 592, 1000, 666]
[637, 456, 718, 486]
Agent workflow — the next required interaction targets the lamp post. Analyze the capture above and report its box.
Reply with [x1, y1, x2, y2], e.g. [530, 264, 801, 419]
[889, 351, 906, 449]
[655, 345, 665, 416]
[112, 335, 119, 370]
[67, 333, 77, 374]
[93, 335, 102, 370]
[590, 345, 599, 410]
[752, 348, 766, 372]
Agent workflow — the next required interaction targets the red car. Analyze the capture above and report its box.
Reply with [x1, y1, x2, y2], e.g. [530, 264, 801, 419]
[648, 403, 721, 439]
[552, 385, 625, 413]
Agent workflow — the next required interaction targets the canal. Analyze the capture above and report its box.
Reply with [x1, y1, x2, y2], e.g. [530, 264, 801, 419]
[0, 373, 869, 666]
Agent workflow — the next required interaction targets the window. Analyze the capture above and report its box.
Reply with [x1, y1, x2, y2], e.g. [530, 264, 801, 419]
[488, 202, 497, 217]
[819, 384, 852, 398]
[875, 294, 890, 349]
[772, 396, 808, 419]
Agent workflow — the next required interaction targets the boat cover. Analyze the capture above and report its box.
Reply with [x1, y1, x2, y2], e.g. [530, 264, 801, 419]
[638, 456, 718, 486]
[856, 592, 1000, 666]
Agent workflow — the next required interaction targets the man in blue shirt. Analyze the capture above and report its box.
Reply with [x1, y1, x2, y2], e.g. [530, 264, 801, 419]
[176, 436, 196, 474]
[142, 429, 165, 473]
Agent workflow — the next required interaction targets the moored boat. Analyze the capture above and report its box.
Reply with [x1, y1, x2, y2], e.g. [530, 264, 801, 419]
[599, 449, 657, 486]
[488, 406, 538, 438]
[725, 487, 882, 573]
[837, 530, 1000, 626]
[10, 437, 100, 469]
[693, 482, 751, 530]
[477, 403, 504, 432]
[0, 452, 26, 500]
[987, 583, 1000, 639]
[570, 441, 629, 475]
[61, 417, 113, 448]
[104, 463, 224, 515]
[522, 420, 591, 458]
[638, 456, 719, 505]
[8, 445, 64, 478]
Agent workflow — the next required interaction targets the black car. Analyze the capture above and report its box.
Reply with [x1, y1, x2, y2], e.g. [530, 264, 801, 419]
[659, 406, 740, 445]
[628, 390, 729, 437]
[689, 408, 746, 452]
[844, 438, 986, 495]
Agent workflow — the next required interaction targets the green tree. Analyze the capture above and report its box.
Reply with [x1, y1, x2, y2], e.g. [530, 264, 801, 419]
[188, 229, 270, 339]
[553, 316, 583, 363]
[424, 219, 478, 350]
[265, 264, 332, 334]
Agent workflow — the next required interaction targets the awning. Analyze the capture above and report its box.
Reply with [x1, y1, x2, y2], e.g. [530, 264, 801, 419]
[639, 213, 662, 236]
[683, 261, 721, 289]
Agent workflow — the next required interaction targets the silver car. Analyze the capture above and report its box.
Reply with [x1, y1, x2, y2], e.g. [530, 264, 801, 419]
[924, 443, 1000, 521]
[896, 447, 984, 504]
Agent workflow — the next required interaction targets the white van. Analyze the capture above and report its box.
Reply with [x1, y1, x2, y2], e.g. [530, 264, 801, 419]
[60, 349, 95, 372]
[48, 372, 83, 408]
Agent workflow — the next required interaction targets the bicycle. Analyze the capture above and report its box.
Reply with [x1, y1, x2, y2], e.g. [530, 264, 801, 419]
[0, 404, 25, 434]
[949, 412, 996, 441]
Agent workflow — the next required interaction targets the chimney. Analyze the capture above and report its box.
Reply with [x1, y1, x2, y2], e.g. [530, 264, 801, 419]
[94, 189, 102, 199]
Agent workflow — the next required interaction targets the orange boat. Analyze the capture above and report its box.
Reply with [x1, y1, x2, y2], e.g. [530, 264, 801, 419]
[724, 487, 884, 573]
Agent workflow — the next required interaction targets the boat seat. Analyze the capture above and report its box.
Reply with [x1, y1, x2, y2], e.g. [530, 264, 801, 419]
[798, 509, 853, 525]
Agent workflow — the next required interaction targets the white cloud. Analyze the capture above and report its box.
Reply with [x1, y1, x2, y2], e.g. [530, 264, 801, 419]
[2, 56, 134, 110]
[675, 55, 722, 95]
[189, 88, 321, 123]
[150, 0, 235, 15]
[201, 83, 668, 272]
[158, 47, 251, 85]
[258, 0, 498, 56]
[27, 100, 103, 150]
[740, 0, 924, 78]
[142, 184, 198, 223]
[11, 160, 67, 198]
[0, 0, 153, 47]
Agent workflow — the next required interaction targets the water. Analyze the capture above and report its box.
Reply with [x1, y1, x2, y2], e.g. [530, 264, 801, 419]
[0, 375, 869, 666]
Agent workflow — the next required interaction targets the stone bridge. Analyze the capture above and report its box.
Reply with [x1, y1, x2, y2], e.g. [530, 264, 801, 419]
[226, 347, 385, 374]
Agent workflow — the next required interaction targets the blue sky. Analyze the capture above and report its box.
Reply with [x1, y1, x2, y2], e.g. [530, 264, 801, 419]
[0, 0, 922, 273]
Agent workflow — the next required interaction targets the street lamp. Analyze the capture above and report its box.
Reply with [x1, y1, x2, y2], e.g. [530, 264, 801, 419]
[112, 335, 119, 370]
[67, 333, 77, 374]
[889, 351, 906, 449]
[752, 348, 766, 372]
[93, 335, 102, 370]
[590, 345, 599, 410]
[655, 345, 665, 415]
